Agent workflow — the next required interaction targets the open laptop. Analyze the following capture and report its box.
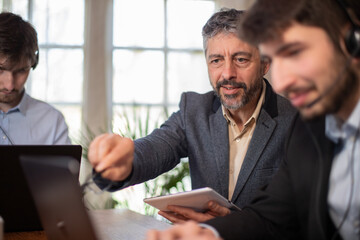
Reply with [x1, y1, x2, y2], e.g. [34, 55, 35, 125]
[20, 155, 98, 240]
[0, 145, 82, 232]
[20, 155, 171, 240]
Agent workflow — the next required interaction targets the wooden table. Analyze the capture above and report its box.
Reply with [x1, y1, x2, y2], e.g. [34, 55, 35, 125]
[4, 231, 45, 240]
[4, 208, 169, 240]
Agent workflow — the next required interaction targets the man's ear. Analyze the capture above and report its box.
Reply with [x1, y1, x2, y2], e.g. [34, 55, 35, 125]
[261, 60, 270, 76]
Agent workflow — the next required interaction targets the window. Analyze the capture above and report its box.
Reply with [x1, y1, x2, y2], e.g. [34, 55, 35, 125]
[112, 0, 214, 129]
[111, 0, 215, 215]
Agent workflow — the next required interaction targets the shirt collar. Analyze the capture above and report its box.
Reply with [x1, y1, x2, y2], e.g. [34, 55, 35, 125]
[7, 90, 28, 115]
[326, 99, 360, 143]
[222, 80, 266, 126]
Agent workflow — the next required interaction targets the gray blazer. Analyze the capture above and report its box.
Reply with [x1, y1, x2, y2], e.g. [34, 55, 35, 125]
[106, 79, 296, 208]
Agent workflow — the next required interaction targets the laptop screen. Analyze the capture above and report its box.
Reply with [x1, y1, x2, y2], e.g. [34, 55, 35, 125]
[0, 145, 82, 232]
[20, 155, 97, 240]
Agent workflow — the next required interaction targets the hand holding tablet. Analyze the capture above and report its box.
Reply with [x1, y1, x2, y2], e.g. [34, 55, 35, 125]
[143, 187, 241, 213]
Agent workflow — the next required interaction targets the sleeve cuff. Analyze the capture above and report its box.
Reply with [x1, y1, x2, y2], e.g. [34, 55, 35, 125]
[93, 166, 134, 192]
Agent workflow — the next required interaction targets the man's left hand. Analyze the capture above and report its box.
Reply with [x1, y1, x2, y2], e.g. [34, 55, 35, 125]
[158, 201, 231, 224]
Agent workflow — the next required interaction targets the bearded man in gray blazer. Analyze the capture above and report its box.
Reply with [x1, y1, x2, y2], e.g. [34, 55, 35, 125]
[88, 8, 296, 223]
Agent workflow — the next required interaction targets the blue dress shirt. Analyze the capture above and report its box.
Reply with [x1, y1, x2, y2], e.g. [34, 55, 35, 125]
[326, 99, 360, 240]
[0, 91, 71, 145]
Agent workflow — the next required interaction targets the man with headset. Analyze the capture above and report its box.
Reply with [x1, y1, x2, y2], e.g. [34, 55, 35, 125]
[146, 0, 360, 239]
[0, 12, 70, 145]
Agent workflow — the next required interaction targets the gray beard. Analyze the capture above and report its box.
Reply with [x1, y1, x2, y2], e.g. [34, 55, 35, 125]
[214, 78, 263, 110]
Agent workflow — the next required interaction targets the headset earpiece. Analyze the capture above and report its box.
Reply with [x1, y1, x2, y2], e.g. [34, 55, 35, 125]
[344, 25, 360, 57]
[32, 50, 39, 69]
[336, 0, 360, 58]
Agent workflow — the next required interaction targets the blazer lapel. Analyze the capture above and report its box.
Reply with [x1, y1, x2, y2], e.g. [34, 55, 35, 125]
[209, 102, 230, 198]
[231, 109, 276, 202]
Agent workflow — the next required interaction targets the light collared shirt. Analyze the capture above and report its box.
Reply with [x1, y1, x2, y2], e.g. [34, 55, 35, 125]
[326, 99, 360, 240]
[222, 81, 266, 200]
[0, 91, 71, 145]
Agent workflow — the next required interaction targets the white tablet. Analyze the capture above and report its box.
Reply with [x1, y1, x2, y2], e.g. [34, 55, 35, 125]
[143, 187, 241, 212]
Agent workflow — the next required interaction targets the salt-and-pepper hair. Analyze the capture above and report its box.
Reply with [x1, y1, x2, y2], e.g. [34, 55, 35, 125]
[202, 8, 244, 53]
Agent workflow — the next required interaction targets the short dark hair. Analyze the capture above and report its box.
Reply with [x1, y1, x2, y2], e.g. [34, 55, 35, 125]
[202, 8, 245, 53]
[0, 12, 39, 69]
[239, 0, 360, 54]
